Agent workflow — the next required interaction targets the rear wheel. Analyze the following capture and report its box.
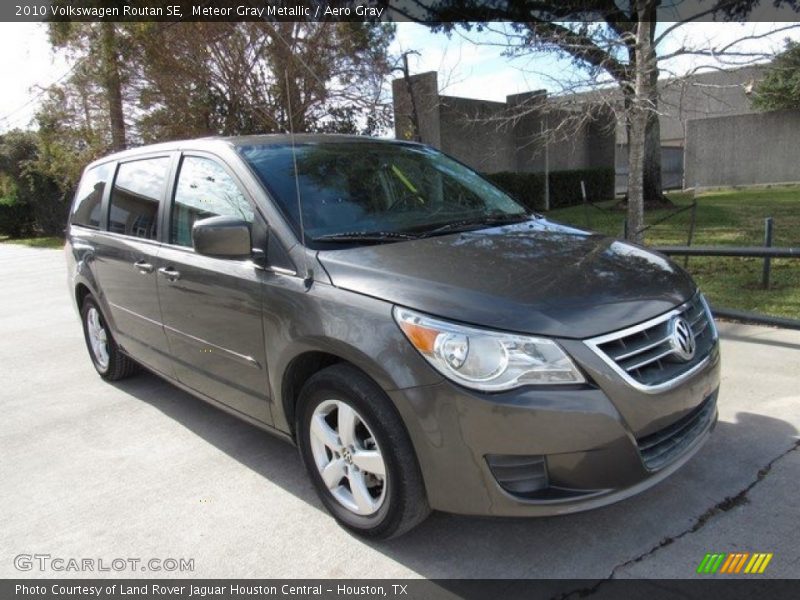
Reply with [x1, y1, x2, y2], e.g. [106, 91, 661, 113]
[80, 296, 139, 381]
[296, 364, 430, 539]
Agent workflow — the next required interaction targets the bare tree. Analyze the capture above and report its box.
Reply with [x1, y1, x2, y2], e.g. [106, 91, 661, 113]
[395, 0, 799, 241]
[628, 4, 658, 243]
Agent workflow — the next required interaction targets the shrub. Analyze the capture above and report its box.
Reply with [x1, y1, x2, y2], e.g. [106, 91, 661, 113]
[483, 171, 544, 211]
[484, 167, 614, 211]
[0, 130, 68, 237]
[0, 196, 35, 238]
[548, 167, 615, 208]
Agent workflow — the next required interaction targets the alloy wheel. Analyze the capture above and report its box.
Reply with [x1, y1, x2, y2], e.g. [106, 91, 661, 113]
[308, 399, 387, 515]
[86, 307, 109, 370]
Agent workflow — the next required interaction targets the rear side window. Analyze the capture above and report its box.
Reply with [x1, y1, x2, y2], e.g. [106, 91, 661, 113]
[71, 163, 112, 229]
[171, 156, 254, 248]
[108, 157, 170, 239]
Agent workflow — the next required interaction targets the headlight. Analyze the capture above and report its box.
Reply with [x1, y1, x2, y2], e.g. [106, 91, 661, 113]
[393, 307, 585, 391]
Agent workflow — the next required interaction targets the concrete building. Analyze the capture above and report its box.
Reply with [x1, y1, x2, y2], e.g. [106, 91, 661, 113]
[685, 109, 800, 189]
[392, 65, 786, 191]
[392, 72, 616, 177]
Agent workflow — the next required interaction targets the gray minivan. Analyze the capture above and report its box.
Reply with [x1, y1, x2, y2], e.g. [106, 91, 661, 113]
[66, 135, 720, 538]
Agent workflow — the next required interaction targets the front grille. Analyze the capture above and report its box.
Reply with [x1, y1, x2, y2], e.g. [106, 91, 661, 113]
[590, 294, 717, 388]
[637, 393, 717, 471]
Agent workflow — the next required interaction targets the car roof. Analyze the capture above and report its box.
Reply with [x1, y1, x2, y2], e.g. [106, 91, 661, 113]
[225, 133, 418, 146]
[84, 134, 422, 170]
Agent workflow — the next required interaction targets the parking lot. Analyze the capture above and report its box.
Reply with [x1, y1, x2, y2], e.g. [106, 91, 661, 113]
[1, 243, 799, 580]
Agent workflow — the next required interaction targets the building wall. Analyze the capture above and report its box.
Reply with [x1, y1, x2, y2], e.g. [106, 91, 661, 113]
[684, 110, 800, 189]
[393, 72, 615, 176]
[657, 65, 764, 145]
[588, 65, 766, 146]
[392, 67, 792, 191]
[438, 95, 514, 173]
[564, 65, 765, 189]
[506, 91, 548, 173]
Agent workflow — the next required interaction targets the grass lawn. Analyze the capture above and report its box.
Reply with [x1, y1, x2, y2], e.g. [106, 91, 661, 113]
[548, 186, 800, 320]
[0, 235, 64, 249]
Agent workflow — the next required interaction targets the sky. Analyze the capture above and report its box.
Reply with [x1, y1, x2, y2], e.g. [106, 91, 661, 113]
[0, 21, 798, 134]
[392, 22, 800, 99]
[0, 23, 70, 132]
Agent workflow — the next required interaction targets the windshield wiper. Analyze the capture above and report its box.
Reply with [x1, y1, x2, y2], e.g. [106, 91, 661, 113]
[311, 214, 531, 244]
[311, 231, 421, 243]
[420, 213, 531, 237]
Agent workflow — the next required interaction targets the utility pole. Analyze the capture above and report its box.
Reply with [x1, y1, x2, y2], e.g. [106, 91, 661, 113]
[398, 50, 422, 143]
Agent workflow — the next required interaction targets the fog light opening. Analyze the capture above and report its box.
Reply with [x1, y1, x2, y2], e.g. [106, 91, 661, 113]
[486, 454, 549, 496]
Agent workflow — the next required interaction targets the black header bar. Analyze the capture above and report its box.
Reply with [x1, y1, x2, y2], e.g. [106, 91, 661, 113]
[3, 0, 800, 23]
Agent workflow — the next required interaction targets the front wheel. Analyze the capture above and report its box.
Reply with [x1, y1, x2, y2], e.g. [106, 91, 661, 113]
[296, 364, 430, 539]
[80, 295, 139, 381]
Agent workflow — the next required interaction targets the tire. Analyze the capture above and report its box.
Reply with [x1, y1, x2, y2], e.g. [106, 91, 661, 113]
[296, 364, 430, 539]
[80, 295, 139, 381]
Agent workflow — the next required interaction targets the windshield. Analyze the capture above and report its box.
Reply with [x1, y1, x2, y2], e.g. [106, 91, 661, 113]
[237, 141, 528, 246]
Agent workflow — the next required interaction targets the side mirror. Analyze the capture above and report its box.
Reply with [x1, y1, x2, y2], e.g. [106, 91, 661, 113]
[192, 216, 252, 258]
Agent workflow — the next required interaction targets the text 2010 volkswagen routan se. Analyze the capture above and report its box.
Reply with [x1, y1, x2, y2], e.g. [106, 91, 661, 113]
[66, 135, 720, 538]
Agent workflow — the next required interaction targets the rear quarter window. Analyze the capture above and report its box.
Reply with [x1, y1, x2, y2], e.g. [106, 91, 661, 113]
[71, 163, 112, 229]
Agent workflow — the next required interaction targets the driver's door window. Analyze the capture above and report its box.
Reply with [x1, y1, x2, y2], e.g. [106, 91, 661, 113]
[171, 156, 254, 248]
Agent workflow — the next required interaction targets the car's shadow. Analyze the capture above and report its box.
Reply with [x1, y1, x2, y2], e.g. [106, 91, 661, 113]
[112, 365, 798, 579]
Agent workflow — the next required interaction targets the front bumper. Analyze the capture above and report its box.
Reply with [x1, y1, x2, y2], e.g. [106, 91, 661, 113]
[389, 339, 721, 517]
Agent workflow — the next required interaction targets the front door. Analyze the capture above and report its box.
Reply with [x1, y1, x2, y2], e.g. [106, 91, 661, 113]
[155, 154, 270, 423]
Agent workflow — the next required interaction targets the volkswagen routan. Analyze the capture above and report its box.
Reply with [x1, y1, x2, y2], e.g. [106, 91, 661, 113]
[66, 135, 720, 538]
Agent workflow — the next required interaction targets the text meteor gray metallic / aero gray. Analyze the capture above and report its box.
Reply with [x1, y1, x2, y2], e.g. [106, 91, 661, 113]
[65, 135, 720, 538]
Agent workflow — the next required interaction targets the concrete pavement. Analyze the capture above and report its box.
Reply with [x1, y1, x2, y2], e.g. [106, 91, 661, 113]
[1, 243, 798, 580]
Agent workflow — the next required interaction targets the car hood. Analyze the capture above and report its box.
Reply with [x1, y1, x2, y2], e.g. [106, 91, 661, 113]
[316, 219, 697, 339]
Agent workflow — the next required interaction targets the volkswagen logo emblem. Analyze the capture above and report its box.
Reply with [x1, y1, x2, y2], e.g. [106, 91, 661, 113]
[341, 447, 353, 465]
[668, 317, 696, 362]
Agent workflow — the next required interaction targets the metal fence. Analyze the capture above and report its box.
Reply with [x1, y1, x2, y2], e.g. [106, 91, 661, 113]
[652, 245, 800, 331]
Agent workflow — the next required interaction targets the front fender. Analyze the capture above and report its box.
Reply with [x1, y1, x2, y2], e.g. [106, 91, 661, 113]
[263, 279, 442, 434]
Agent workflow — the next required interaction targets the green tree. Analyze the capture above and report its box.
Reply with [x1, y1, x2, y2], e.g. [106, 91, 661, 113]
[31, 21, 397, 234]
[44, 21, 397, 145]
[34, 60, 114, 201]
[0, 130, 63, 236]
[134, 22, 396, 141]
[48, 22, 134, 151]
[753, 40, 800, 111]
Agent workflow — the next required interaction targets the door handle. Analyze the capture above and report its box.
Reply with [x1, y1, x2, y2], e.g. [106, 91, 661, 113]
[133, 260, 154, 274]
[158, 266, 181, 281]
